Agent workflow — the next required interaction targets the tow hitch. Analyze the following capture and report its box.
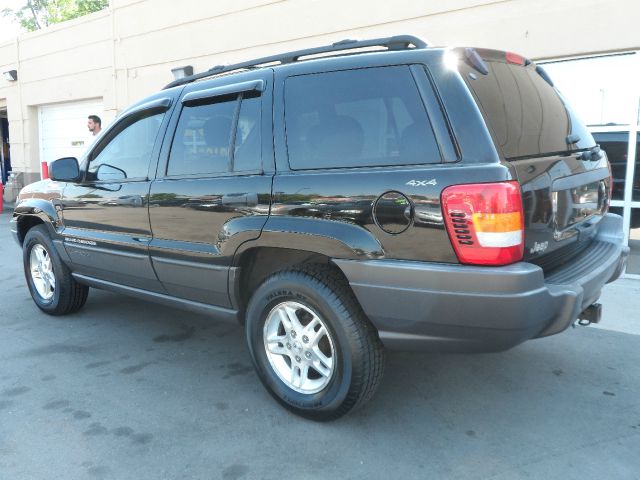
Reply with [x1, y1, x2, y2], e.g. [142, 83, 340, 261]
[577, 303, 602, 326]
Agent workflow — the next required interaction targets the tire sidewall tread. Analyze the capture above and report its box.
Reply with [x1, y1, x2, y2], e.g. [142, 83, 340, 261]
[245, 264, 384, 421]
[22, 225, 88, 315]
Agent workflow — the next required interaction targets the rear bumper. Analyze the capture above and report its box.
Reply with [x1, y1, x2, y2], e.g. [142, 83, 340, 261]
[334, 213, 629, 352]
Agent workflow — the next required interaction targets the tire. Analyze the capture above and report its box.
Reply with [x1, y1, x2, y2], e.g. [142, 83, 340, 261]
[245, 264, 385, 421]
[22, 225, 89, 315]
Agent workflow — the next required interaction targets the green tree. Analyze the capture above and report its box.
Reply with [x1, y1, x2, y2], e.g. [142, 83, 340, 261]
[2, 0, 109, 32]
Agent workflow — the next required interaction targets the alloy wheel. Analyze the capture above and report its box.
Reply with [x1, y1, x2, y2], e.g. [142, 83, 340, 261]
[263, 301, 336, 394]
[29, 244, 55, 301]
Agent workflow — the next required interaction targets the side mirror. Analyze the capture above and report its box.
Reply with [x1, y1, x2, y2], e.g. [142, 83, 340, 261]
[49, 157, 80, 182]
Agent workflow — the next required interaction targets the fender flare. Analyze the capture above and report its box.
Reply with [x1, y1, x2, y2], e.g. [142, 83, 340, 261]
[232, 216, 385, 264]
[13, 199, 62, 242]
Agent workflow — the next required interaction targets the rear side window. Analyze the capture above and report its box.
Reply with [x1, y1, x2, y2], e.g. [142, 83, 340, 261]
[234, 96, 262, 172]
[285, 66, 441, 170]
[168, 100, 235, 176]
[167, 94, 261, 176]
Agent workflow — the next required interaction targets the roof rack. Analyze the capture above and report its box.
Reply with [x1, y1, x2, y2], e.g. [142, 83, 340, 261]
[163, 35, 428, 89]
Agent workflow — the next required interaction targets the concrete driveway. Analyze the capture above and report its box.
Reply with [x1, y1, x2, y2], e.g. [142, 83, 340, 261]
[1, 211, 639, 480]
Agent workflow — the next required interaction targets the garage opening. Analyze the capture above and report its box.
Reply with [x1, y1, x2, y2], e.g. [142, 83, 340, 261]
[0, 108, 10, 185]
[39, 99, 107, 177]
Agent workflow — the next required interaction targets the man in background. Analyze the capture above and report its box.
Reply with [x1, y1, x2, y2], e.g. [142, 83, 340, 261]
[87, 115, 102, 136]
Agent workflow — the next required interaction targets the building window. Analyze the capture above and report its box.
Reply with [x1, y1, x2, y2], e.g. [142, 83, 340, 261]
[592, 132, 629, 201]
[630, 208, 640, 275]
[633, 136, 640, 202]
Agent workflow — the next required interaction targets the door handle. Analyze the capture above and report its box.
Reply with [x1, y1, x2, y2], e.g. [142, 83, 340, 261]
[221, 193, 258, 207]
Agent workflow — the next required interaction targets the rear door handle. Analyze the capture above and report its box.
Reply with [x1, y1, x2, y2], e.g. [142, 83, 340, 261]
[221, 193, 258, 207]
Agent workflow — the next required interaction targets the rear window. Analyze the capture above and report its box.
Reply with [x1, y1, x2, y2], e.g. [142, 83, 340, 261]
[458, 50, 595, 159]
[284, 66, 441, 170]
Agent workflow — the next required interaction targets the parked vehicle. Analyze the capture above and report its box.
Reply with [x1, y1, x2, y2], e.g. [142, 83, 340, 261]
[11, 36, 629, 420]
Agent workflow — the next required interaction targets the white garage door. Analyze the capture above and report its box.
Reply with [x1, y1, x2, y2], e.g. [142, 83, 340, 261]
[39, 99, 105, 166]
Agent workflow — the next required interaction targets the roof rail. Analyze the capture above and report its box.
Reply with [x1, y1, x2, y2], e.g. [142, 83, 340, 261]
[163, 35, 428, 89]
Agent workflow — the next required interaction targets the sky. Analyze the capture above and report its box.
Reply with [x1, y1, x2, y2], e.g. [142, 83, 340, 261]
[0, 0, 27, 43]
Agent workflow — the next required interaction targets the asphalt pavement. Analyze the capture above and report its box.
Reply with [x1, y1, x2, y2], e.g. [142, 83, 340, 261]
[0, 211, 639, 480]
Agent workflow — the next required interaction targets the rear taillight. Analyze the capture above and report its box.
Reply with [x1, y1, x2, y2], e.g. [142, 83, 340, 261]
[441, 181, 524, 266]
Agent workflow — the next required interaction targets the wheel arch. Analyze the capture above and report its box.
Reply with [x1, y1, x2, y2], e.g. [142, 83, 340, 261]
[229, 216, 385, 317]
[231, 246, 360, 320]
[13, 199, 61, 245]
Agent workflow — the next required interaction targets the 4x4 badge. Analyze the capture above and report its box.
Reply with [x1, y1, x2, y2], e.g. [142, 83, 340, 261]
[406, 179, 437, 187]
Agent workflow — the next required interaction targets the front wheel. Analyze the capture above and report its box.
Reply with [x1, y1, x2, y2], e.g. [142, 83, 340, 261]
[23, 225, 89, 315]
[245, 265, 385, 421]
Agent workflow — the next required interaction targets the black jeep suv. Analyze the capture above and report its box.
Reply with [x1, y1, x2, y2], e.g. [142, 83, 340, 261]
[12, 36, 629, 420]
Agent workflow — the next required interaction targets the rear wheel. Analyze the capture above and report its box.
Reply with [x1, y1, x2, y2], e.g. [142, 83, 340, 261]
[23, 225, 89, 315]
[245, 264, 385, 421]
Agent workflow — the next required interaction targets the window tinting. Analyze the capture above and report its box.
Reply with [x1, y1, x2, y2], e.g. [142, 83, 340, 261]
[168, 99, 236, 176]
[88, 112, 164, 181]
[459, 57, 595, 159]
[285, 66, 441, 170]
[233, 95, 261, 172]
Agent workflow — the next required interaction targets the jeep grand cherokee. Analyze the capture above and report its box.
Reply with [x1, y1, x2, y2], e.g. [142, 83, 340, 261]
[12, 36, 628, 420]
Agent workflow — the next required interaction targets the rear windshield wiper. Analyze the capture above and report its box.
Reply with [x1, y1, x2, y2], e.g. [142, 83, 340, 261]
[566, 134, 601, 160]
[577, 145, 602, 161]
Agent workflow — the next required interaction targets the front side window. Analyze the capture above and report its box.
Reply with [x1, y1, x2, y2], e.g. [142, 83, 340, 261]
[284, 66, 441, 170]
[88, 112, 165, 181]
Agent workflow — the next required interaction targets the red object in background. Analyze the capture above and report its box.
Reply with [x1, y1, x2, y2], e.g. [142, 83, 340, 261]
[0, 182, 4, 213]
[41, 161, 49, 180]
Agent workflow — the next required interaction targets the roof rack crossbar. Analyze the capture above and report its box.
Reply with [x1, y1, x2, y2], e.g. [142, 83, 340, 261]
[164, 35, 427, 89]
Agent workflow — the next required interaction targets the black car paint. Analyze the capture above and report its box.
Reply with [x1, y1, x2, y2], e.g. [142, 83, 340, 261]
[40, 50, 501, 292]
[147, 69, 273, 307]
[57, 92, 176, 293]
[512, 153, 611, 267]
[11, 46, 626, 353]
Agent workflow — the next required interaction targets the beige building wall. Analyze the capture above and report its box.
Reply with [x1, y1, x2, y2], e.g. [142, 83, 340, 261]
[0, 0, 638, 184]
